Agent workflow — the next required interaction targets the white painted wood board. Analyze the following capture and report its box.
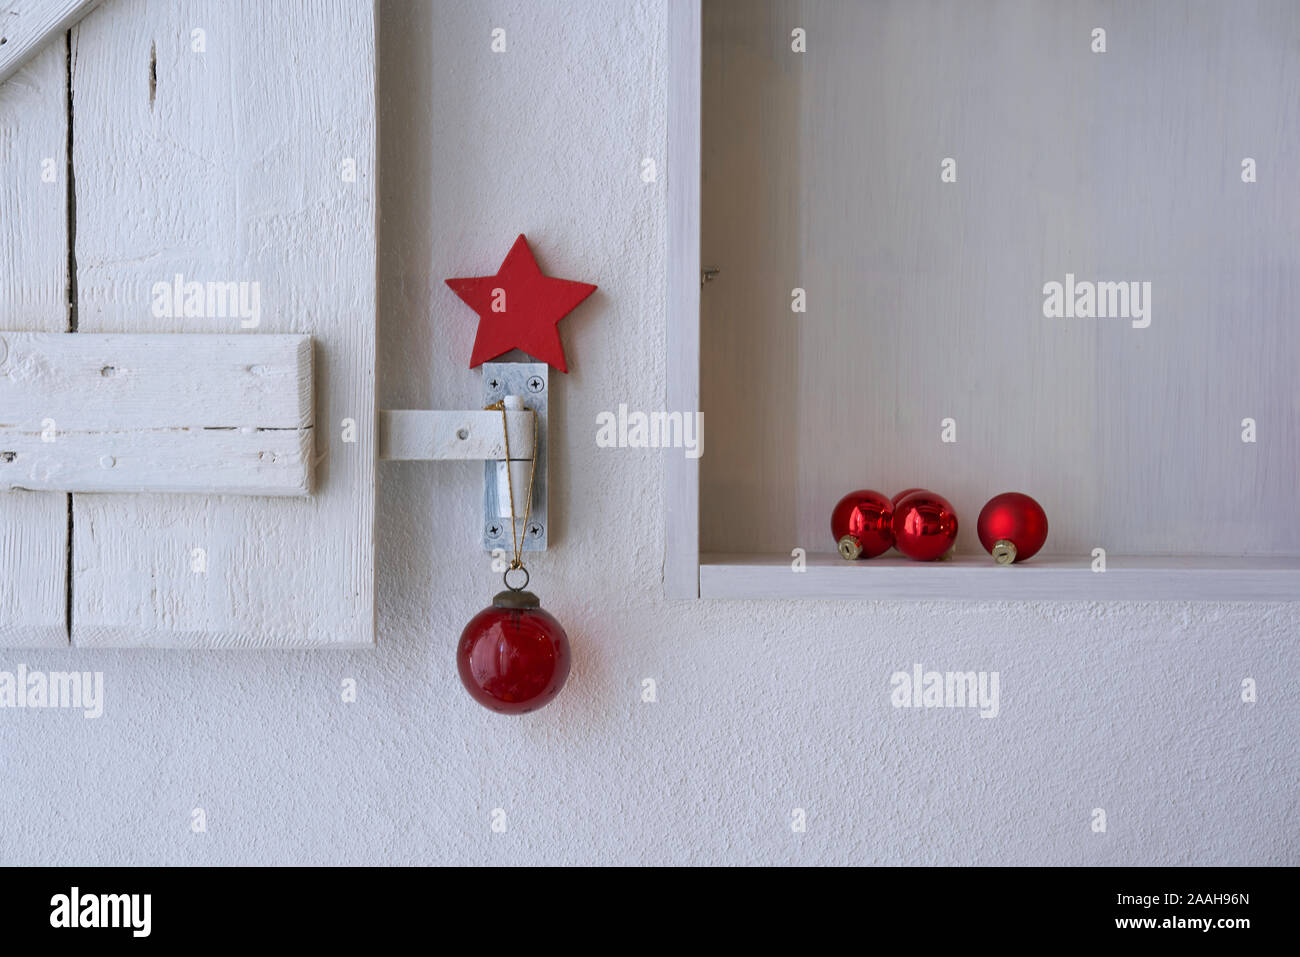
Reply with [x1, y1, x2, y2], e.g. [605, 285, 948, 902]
[0, 0, 98, 86]
[701, 554, 1300, 602]
[69, 0, 376, 647]
[699, 0, 1300, 573]
[664, 0, 702, 598]
[379, 409, 536, 462]
[0, 332, 313, 495]
[0, 39, 67, 647]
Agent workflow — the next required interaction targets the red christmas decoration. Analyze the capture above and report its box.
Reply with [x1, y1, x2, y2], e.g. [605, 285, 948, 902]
[891, 488, 929, 506]
[457, 586, 571, 714]
[892, 491, 959, 561]
[977, 492, 1048, 564]
[445, 234, 597, 373]
[832, 489, 894, 560]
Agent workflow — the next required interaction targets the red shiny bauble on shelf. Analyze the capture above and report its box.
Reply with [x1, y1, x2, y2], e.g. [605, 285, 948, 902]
[892, 491, 959, 561]
[977, 492, 1049, 564]
[831, 489, 894, 560]
[457, 589, 571, 714]
[891, 487, 929, 506]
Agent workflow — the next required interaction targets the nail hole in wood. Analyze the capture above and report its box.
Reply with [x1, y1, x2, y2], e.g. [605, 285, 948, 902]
[101, 365, 116, 377]
[457, 428, 469, 440]
[0, 452, 16, 463]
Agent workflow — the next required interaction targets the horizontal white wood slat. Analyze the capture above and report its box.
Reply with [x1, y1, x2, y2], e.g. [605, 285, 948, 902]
[69, 0, 376, 648]
[701, 554, 1300, 601]
[0, 0, 99, 86]
[379, 409, 536, 461]
[0, 333, 313, 495]
[0, 39, 67, 647]
[0, 333, 311, 429]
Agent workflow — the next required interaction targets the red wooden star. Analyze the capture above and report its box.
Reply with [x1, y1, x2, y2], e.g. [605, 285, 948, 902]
[445, 234, 597, 373]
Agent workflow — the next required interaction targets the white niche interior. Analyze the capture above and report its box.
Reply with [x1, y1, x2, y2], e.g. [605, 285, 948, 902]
[666, 0, 1300, 600]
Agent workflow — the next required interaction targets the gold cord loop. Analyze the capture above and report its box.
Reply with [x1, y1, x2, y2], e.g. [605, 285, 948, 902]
[486, 399, 539, 576]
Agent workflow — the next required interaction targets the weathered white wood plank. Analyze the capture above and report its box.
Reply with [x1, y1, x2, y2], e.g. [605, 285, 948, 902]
[70, 0, 375, 647]
[2, 426, 312, 494]
[0, 39, 67, 647]
[664, 0, 701, 598]
[0, 334, 312, 430]
[0, 0, 98, 86]
[0, 333, 313, 495]
[379, 408, 536, 461]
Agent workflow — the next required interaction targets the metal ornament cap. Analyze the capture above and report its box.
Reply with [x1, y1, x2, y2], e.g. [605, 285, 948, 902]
[838, 535, 863, 561]
[492, 589, 541, 609]
[991, 539, 1017, 565]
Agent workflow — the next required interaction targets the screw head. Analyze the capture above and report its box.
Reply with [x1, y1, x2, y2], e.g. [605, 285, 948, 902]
[488, 378, 500, 390]
[527, 376, 544, 393]
[527, 523, 543, 538]
[486, 523, 503, 538]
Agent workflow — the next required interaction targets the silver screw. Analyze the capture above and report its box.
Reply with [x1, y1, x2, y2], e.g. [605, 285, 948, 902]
[526, 376, 544, 393]
[486, 522, 503, 538]
[527, 523, 543, 538]
[488, 378, 500, 390]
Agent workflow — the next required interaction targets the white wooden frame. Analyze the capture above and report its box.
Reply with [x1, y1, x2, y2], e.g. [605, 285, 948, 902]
[664, 0, 701, 599]
[665, 0, 1300, 601]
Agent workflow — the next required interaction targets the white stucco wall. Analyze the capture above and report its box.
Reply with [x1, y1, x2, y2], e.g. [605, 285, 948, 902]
[0, 0, 1295, 866]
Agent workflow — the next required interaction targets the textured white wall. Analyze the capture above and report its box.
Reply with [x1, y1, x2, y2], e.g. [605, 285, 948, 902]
[0, 0, 1295, 866]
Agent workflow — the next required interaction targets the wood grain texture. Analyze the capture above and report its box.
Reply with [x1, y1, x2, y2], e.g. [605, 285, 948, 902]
[701, 0, 1300, 570]
[379, 409, 536, 462]
[701, 554, 1300, 601]
[0, 40, 67, 647]
[70, 0, 375, 647]
[0, 332, 313, 495]
[0, 0, 98, 86]
[664, 0, 701, 598]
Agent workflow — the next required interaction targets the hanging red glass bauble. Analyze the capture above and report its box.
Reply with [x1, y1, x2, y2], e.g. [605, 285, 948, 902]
[831, 489, 894, 560]
[457, 587, 571, 714]
[977, 492, 1048, 564]
[892, 491, 959, 561]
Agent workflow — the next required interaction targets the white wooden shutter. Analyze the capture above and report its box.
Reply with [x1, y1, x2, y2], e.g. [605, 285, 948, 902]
[0, 41, 70, 647]
[63, 0, 375, 647]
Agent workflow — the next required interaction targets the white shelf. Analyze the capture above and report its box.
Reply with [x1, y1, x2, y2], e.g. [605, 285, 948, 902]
[700, 554, 1300, 601]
